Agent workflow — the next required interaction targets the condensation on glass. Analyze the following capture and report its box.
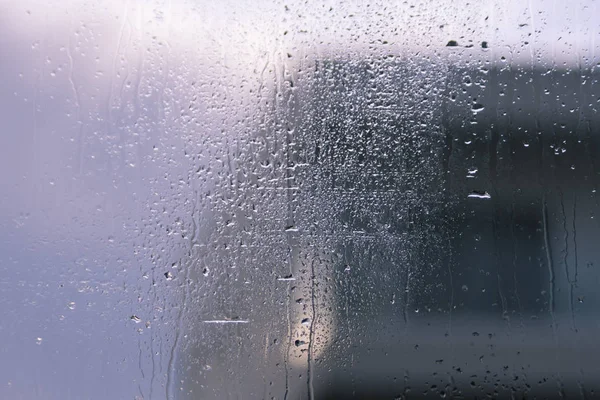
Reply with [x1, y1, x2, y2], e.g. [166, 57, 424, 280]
[0, 0, 599, 399]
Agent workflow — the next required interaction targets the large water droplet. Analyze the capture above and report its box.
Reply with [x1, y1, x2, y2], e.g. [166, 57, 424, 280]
[471, 103, 485, 113]
[468, 191, 491, 199]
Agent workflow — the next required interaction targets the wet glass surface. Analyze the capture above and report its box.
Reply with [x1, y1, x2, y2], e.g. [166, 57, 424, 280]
[1, 1, 600, 399]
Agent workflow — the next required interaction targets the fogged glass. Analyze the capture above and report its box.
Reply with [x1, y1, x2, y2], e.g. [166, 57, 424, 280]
[1, 0, 599, 399]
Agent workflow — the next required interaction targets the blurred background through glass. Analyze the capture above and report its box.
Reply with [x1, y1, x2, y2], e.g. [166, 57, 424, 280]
[1, 0, 599, 399]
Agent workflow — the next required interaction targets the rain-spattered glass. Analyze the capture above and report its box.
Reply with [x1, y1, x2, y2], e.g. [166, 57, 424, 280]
[1, 1, 599, 399]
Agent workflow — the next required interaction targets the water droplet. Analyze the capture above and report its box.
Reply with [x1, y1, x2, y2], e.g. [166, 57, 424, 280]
[471, 103, 485, 113]
[277, 274, 295, 281]
[68, 301, 76, 310]
[446, 40, 459, 47]
[130, 315, 142, 323]
[462, 284, 469, 292]
[164, 271, 173, 280]
[294, 340, 306, 347]
[36, 337, 43, 345]
[468, 191, 491, 200]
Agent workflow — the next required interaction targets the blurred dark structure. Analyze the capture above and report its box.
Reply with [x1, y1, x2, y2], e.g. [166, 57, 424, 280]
[295, 59, 600, 399]
[178, 57, 600, 399]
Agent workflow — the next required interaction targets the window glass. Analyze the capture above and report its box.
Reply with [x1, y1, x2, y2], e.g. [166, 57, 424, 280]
[1, 1, 599, 399]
